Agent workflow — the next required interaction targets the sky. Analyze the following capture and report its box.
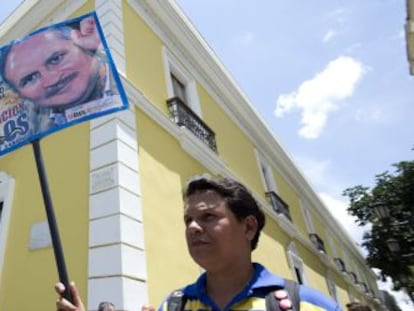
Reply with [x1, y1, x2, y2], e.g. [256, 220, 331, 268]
[1, 0, 413, 310]
[173, 1, 413, 309]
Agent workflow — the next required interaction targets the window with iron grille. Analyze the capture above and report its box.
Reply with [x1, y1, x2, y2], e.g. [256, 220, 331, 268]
[348, 271, 358, 283]
[167, 97, 217, 152]
[309, 233, 326, 253]
[265, 191, 292, 221]
[360, 282, 369, 293]
[171, 73, 187, 104]
[164, 48, 201, 116]
[334, 257, 346, 272]
[287, 243, 307, 285]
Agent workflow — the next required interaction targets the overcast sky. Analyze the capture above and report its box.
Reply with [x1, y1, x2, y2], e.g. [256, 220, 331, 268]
[1, 1, 413, 309]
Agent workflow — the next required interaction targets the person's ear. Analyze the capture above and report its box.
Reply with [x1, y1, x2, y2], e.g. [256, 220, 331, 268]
[244, 215, 258, 241]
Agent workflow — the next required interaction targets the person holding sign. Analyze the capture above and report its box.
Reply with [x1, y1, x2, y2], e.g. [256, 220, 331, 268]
[0, 15, 116, 134]
[55, 176, 341, 311]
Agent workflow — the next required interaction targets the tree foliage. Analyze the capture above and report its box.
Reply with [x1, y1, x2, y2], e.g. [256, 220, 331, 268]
[343, 158, 414, 302]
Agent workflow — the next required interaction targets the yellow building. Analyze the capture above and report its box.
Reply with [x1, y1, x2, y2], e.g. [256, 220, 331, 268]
[0, 1, 384, 310]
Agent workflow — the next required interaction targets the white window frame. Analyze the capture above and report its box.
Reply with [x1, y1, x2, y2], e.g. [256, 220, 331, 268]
[162, 47, 201, 116]
[287, 242, 307, 285]
[326, 272, 338, 301]
[301, 201, 315, 233]
[0, 172, 15, 285]
[255, 150, 278, 192]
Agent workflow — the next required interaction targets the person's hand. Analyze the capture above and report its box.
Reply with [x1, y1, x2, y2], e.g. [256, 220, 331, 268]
[274, 289, 292, 310]
[55, 282, 85, 311]
[141, 304, 156, 311]
[71, 16, 102, 51]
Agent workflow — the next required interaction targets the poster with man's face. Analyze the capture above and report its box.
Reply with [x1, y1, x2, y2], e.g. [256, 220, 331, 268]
[0, 11, 128, 156]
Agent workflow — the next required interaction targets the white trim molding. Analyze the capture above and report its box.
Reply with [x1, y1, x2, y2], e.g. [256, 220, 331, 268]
[88, 2, 147, 311]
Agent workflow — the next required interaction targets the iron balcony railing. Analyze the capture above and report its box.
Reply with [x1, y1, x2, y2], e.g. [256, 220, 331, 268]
[167, 97, 217, 153]
[348, 271, 358, 283]
[265, 191, 292, 221]
[368, 289, 375, 298]
[359, 282, 369, 293]
[309, 233, 326, 253]
[333, 257, 347, 272]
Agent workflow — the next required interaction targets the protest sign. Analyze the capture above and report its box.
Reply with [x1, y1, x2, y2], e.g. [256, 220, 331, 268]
[0, 11, 129, 302]
[0, 11, 128, 156]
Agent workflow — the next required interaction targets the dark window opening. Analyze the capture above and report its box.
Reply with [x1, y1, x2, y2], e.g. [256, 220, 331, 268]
[294, 267, 303, 284]
[171, 73, 187, 104]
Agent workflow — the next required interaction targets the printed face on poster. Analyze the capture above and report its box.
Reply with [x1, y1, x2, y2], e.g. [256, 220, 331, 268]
[0, 12, 128, 156]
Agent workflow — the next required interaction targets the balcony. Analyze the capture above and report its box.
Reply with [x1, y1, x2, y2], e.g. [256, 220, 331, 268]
[309, 233, 326, 253]
[167, 97, 217, 152]
[368, 289, 375, 298]
[348, 271, 358, 283]
[265, 191, 292, 221]
[334, 257, 347, 272]
[359, 282, 369, 293]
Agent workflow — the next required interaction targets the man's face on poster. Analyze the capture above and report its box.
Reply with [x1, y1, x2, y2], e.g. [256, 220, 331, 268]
[4, 29, 100, 108]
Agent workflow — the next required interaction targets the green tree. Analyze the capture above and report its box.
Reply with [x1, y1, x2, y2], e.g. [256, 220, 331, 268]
[343, 159, 414, 302]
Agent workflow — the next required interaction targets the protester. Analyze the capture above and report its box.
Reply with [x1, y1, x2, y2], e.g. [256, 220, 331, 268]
[55, 176, 342, 311]
[346, 302, 372, 311]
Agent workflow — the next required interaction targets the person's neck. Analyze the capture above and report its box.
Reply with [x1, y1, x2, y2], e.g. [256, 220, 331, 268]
[205, 260, 255, 310]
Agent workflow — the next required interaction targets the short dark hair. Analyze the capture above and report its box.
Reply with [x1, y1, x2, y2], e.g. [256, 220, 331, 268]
[184, 175, 265, 250]
[346, 302, 372, 311]
[98, 301, 115, 311]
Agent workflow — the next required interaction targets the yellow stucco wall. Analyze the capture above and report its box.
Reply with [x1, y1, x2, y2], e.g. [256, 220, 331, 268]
[332, 271, 352, 307]
[0, 124, 90, 310]
[297, 242, 330, 296]
[196, 87, 264, 195]
[124, 2, 169, 115]
[123, 3, 204, 304]
[311, 209, 329, 248]
[137, 108, 209, 304]
[253, 216, 292, 278]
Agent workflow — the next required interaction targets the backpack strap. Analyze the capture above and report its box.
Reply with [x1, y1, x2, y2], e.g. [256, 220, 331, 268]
[283, 279, 300, 311]
[168, 281, 299, 311]
[167, 290, 187, 311]
[265, 279, 300, 311]
[266, 289, 283, 311]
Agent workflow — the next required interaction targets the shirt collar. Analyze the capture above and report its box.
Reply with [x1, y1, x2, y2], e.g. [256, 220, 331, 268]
[182, 262, 285, 298]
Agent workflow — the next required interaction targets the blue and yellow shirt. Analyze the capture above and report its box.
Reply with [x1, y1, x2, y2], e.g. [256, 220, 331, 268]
[159, 263, 342, 311]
